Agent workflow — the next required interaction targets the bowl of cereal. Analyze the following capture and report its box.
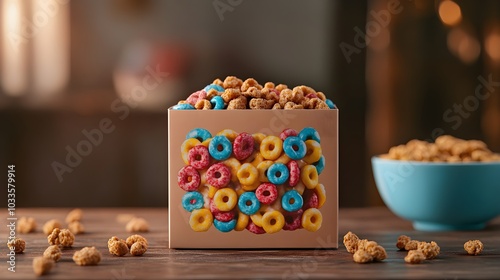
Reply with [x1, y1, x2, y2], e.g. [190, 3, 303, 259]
[372, 135, 500, 231]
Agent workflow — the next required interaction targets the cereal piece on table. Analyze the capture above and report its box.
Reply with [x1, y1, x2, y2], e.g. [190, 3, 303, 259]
[365, 242, 387, 261]
[65, 208, 83, 223]
[47, 228, 75, 248]
[43, 219, 62, 235]
[126, 234, 149, 248]
[464, 240, 483, 255]
[17, 216, 36, 233]
[130, 241, 148, 256]
[353, 250, 373, 264]
[68, 221, 85, 234]
[32, 257, 54, 276]
[126, 217, 150, 233]
[405, 250, 425, 264]
[108, 236, 128, 257]
[7, 237, 25, 253]
[396, 235, 412, 250]
[417, 241, 440, 259]
[43, 245, 62, 262]
[73, 247, 101, 266]
[343, 231, 360, 254]
[223, 76, 243, 89]
[116, 213, 136, 224]
[405, 240, 419, 251]
[195, 99, 212, 110]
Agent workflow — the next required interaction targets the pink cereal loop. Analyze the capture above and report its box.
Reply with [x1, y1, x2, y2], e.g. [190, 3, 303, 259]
[233, 132, 255, 161]
[177, 165, 201, 191]
[188, 145, 210, 169]
[206, 163, 231, 188]
[287, 160, 300, 187]
[186, 90, 207, 106]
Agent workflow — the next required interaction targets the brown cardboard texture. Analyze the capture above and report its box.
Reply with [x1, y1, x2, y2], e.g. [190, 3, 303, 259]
[168, 109, 338, 248]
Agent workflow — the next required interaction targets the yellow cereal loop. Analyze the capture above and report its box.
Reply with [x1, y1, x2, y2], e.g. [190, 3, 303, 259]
[237, 163, 259, 186]
[301, 165, 319, 189]
[189, 209, 213, 232]
[199, 169, 207, 185]
[315, 184, 326, 208]
[208, 186, 217, 199]
[223, 158, 241, 183]
[181, 138, 201, 165]
[302, 208, 322, 232]
[250, 205, 270, 227]
[216, 129, 238, 142]
[201, 138, 212, 147]
[235, 212, 249, 231]
[262, 210, 285, 234]
[213, 188, 237, 211]
[251, 153, 265, 167]
[260, 136, 283, 160]
[252, 133, 266, 147]
[275, 153, 291, 164]
[241, 182, 259, 191]
[257, 161, 274, 182]
[303, 140, 322, 164]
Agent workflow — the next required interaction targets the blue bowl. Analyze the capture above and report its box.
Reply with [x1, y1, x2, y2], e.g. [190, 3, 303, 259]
[372, 157, 500, 231]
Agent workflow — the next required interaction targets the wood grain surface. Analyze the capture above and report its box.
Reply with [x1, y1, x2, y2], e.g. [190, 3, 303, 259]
[1, 207, 499, 279]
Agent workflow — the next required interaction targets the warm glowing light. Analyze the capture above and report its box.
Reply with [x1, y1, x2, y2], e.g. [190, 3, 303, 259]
[447, 27, 480, 64]
[485, 32, 500, 62]
[439, 1, 462, 26]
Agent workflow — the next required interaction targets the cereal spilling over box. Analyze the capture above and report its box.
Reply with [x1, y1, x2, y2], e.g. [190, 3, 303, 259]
[168, 77, 338, 248]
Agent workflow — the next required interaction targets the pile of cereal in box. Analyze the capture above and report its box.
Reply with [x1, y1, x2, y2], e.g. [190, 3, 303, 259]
[171, 76, 336, 110]
[178, 126, 327, 234]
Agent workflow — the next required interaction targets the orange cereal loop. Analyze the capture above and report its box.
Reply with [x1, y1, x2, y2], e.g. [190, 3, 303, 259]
[272, 103, 282, 110]
[279, 89, 294, 107]
[227, 96, 247, 109]
[284, 102, 304, 110]
[275, 84, 288, 93]
[297, 85, 316, 96]
[250, 98, 275, 109]
[212, 78, 224, 86]
[206, 89, 220, 99]
[264, 82, 275, 89]
[316, 92, 326, 101]
[264, 89, 279, 103]
[291, 87, 305, 103]
[241, 78, 263, 92]
[195, 99, 212, 110]
[242, 86, 263, 99]
[222, 88, 241, 103]
[223, 76, 243, 89]
[216, 129, 238, 142]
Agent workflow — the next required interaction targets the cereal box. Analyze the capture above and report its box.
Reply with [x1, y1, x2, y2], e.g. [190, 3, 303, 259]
[167, 77, 338, 248]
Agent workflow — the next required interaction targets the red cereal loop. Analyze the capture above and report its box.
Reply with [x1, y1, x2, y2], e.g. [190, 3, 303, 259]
[255, 183, 278, 204]
[209, 199, 235, 221]
[287, 160, 300, 187]
[302, 190, 319, 209]
[305, 93, 318, 99]
[177, 165, 201, 191]
[206, 163, 231, 188]
[283, 209, 303, 231]
[188, 145, 210, 169]
[246, 220, 266, 234]
[186, 90, 207, 106]
[233, 132, 255, 161]
[280, 128, 298, 141]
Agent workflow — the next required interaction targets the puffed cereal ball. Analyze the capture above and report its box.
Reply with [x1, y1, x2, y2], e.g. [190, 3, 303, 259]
[7, 237, 25, 253]
[73, 246, 101, 266]
[43, 245, 62, 262]
[33, 256, 54, 276]
[405, 250, 425, 264]
[464, 240, 483, 255]
[42, 219, 62, 235]
[17, 216, 36, 233]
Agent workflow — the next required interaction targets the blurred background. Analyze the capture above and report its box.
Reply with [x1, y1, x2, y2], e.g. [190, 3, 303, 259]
[1, 0, 499, 207]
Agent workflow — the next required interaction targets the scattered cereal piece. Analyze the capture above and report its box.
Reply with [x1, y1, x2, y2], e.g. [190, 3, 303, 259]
[464, 240, 483, 255]
[32, 256, 54, 276]
[396, 235, 411, 250]
[7, 237, 25, 253]
[68, 221, 85, 234]
[353, 250, 373, 264]
[343, 231, 360, 254]
[125, 234, 149, 248]
[47, 228, 75, 248]
[130, 241, 148, 256]
[125, 218, 149, 233]
[417, 241, 440, 260]
[17, 216, 36, 233]
[43, 245, 62, 262]
[108, 236, 129, 257]
[405, 240, 420, 251]
[65, 208, 83, 223]
[116, 213, 136, 224]
[73, 246, 101, 266]
[43, 219, 62, 235]
[404, 250, 426, 264]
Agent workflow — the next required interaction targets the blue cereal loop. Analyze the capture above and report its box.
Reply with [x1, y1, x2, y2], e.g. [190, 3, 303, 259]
[325, 99, 335, 109]
[204, 84, 224, 93]
[283, 136, 307, 160]
[213, 218, 236, 232]
[181, 191, 204, 212]
[313, 155, 325, 175]
[208, 135, 232, 160]
[282, 190, 303, 212]
[186, 128, 212, 142]
[238, 192, 260, 215]
[172, 103, 195, 110]
[267, 163, 290, 185]
[210, 96, 224, 110]
[298, 127, 321, 143]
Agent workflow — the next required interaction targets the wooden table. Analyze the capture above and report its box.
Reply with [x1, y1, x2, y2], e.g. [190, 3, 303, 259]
[2, 208, 499, 279]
